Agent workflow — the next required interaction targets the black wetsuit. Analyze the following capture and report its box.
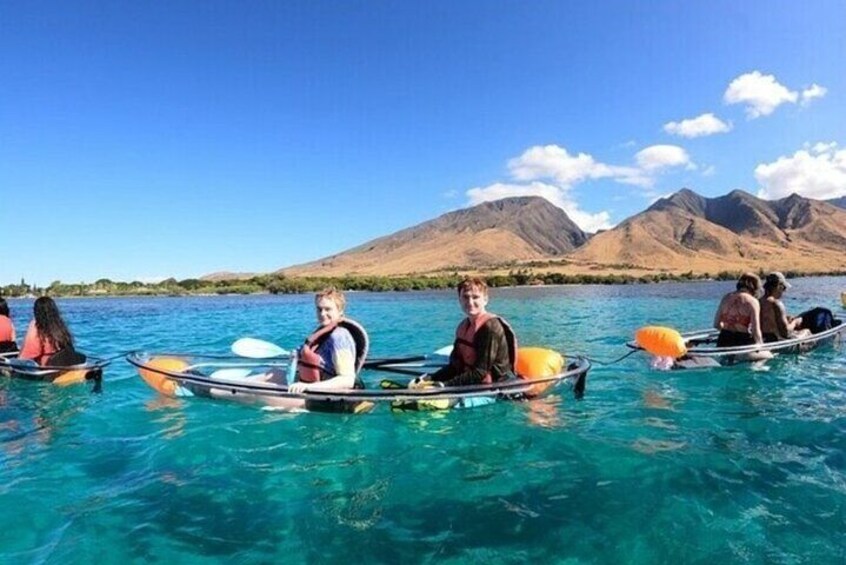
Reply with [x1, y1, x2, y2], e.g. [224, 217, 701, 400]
[430, 318, 514, 386]
[716, 330, 755, 348]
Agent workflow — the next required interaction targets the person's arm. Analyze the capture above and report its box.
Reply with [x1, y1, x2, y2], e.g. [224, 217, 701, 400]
[19, 322, 43, 361]
[304, 346, 356, 390]
[784, 308, 802, 332]
[429, 347, 459, 383]
[713, 295, 728, 330]
[441, 321, 505, 387]
[749, 298, 764, 344]
[773, 301, 792, 337]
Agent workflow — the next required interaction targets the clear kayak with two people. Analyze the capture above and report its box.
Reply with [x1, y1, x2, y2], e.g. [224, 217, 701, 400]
[629, 308, 845, 369]
[126, 347, 590, 413]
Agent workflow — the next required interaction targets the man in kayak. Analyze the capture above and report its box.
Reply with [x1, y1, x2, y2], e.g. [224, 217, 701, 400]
[419, 277, 517, 388]
[713, 272, 764, 347]
[759, 272, 810, 342]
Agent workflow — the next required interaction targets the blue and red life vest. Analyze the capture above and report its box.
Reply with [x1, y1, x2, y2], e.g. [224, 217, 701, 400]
[296, 318, 369, 387]
[451, 313, 517, 384]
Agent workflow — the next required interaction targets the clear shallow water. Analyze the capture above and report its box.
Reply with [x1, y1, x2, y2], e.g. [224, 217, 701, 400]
[1, 278, 845, 563]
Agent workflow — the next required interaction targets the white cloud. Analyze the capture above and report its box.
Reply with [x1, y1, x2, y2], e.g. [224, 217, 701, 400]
[648, 192, 676, 206]
[635, 145, 694, 172]
[442, 189, 458, 198]
[724, 71, 798, 118]
[811, 141, 837, 154]
[800, 83, 827, 106]
[701, 165, 716, 177]
[462, 143, 697, 232]
[755, 143, 846, 200]
[507, 145, 615, 187]
[663, 113, 733, 138]
[466, 181, 613, 233]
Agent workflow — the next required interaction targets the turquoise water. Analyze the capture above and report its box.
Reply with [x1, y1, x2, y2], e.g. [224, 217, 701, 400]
[1, 278, 845, 563]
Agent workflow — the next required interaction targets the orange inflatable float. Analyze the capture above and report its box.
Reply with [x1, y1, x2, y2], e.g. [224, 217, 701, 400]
[137, 357, 189, 396]
[634, 326, 687, 358]
[516, 347, 565, 398]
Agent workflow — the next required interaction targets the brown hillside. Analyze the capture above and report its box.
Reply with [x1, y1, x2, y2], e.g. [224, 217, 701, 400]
[204, 190, 845, 280]
[280, 197, 588, 276]
[571, 189, 846, 273]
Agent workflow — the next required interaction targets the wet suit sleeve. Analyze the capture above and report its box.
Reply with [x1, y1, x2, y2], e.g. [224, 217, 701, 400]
[429, 348, 459, 382]
[431, 319, 508, 387]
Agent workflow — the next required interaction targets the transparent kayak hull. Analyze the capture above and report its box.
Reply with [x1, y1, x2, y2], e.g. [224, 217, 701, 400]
[126, 351, 590, 412]
[0, 352, 108, 386]
[627, 320, 845, 368]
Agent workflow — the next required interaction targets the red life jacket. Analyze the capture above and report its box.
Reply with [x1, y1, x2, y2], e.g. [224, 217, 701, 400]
[452, 313, 517, 384]
[296, 318, 369, 387]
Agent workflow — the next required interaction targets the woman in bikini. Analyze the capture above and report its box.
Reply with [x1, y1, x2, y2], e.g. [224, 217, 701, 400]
[713, 273, 764, 348]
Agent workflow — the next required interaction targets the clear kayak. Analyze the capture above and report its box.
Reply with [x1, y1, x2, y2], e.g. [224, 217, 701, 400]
[627, 319, 845, 369]
[0, 351, 109, 387]
[126, 350, 590, 413]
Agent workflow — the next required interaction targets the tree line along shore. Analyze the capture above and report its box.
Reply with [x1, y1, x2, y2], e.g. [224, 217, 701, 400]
[3, 269, 845, 298]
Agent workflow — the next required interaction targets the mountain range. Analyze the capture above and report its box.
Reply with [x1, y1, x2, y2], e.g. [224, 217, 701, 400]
[279, 197, 588, 277]
[569, 189, 846, 274]
[206, 189, 846, 279]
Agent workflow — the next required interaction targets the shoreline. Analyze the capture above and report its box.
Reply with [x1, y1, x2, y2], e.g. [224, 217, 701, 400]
[3, 270, 845, 299]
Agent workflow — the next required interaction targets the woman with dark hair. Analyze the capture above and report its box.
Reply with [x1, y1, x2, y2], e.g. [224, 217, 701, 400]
[0, 298, 18, 354]
[19, 297, 75, 366]
[713, 272, 764, 347]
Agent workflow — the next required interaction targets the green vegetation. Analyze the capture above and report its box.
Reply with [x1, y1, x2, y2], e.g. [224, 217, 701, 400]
[3, 268, 845, 298]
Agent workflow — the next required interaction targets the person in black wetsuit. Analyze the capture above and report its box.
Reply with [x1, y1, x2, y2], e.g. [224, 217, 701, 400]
[426, 277, 516, 387]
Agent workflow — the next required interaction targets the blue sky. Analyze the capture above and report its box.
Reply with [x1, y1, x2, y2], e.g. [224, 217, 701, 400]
[2, 1, 844, 285]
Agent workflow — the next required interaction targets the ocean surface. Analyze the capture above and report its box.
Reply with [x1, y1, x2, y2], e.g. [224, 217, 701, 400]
[1, 277, 845, 563]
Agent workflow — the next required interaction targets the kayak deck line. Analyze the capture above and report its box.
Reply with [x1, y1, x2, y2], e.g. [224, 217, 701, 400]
[126, 351, 590, 405]
[626, 320, 845, 367]
[0, 354, 111, 386]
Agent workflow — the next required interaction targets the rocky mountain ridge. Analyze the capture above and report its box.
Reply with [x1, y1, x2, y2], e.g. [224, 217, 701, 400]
[207, 189, 846, 278]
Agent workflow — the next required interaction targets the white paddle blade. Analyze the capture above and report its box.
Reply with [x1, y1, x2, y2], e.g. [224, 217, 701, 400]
[232, 338, 289, 359]
[433, 345, 453, 357]
[210, 368, 256, 380]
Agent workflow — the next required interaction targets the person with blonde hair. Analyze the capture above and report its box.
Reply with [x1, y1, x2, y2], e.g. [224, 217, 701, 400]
[713, 273, 764, 347]
[287, 287, 368, 394]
